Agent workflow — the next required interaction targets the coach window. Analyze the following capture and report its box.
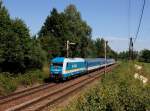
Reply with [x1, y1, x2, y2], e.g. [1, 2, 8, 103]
[67, 63, 69, 67]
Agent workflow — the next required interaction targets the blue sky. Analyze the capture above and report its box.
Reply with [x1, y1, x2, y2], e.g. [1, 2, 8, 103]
[3, 0, 150, 52]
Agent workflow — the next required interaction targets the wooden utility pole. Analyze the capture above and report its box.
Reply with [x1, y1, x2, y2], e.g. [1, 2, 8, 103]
[129, 37, 133, 60]
[104, 40, 108, 74]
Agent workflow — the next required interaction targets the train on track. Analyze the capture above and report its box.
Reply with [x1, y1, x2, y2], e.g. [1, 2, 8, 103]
[50, 57, 115, 80]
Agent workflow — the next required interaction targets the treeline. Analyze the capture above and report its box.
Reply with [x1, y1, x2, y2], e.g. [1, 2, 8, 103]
[118, 49, 150, 63]
[0, 2, 117, 73]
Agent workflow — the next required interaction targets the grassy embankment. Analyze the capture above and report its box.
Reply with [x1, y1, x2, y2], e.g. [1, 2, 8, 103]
[0, 64, 49, 96]
[62, 61, 150, 111]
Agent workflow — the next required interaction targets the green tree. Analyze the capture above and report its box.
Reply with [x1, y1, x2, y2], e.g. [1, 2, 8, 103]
[38, 8, 68, 58]
[39, 35, 61, 59]
[139, 49, 150, 63]
[94, 38, 117, 59]
[0, 1, 11, 64]
[38, 5, 92, 58]
[118, 51, 138, 60]
[95, 38, 105, 57]
[64, 5, 92, 57]
[0, 2, 46, 73]
[118, 51, 129, 60]
[87, 39, 97, 57]
[27, 37, 46, 69]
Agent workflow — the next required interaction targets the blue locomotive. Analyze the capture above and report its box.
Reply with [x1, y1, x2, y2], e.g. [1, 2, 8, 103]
[50, 57, 115, 80]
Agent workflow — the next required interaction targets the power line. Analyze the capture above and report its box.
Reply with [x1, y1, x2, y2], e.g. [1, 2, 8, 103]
[134, 0, 146, 43]
[128, 0, 134, 60]
[128, 0, 131, 38]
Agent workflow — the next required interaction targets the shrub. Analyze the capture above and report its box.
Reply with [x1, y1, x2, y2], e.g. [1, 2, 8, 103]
[17, 70, 46, 86]
[0, 72, 17, 95]
[0, 69, 49, 95]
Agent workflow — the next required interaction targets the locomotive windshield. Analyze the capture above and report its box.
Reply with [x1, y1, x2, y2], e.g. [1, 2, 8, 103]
[52, 63, 63, 67]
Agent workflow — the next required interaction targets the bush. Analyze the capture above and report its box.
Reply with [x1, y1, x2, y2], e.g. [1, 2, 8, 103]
[0, 72, 17, 95]
[17, 70, 46, 86]
[0, 69, 48, 95]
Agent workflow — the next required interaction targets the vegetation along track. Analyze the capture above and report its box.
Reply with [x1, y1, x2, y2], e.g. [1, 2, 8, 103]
[0, 64, 117, 111]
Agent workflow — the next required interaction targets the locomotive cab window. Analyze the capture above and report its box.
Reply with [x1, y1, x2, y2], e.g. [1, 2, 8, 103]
[52, 63, 63, 67]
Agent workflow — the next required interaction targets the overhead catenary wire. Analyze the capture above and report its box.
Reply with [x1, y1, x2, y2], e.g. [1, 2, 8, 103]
[128, 0, 146, 60]
[128, 0, 134, 60]
[128, 0, 131, 38]
[134, 0, 146, 43]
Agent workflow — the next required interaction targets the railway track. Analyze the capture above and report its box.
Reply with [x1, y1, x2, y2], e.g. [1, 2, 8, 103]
[0, 83, 56, 104]
[0, 64, 117, 111]
[0, 83, 58, 110]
